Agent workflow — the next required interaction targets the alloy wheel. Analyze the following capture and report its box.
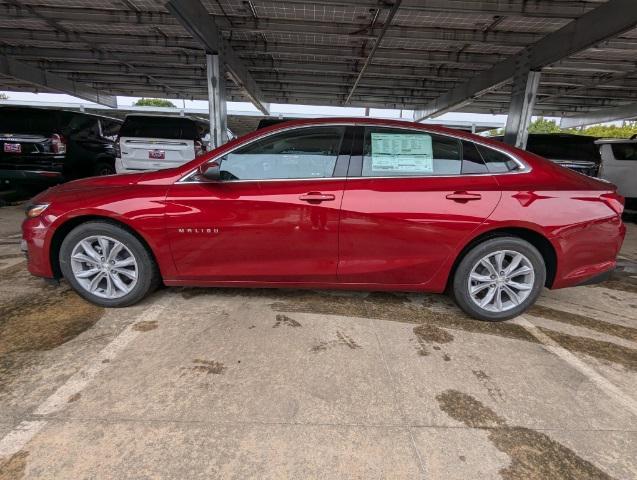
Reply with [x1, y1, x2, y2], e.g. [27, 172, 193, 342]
[70, 235, 138, 299]
[468, 250, 535, 313]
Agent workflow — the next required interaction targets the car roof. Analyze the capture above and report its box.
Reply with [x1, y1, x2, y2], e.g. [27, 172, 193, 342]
[0, 106, 122, 123]
[124, 113, 198, 121]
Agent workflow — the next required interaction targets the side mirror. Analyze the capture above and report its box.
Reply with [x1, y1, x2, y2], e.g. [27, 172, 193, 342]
[199, 160, 221, 181]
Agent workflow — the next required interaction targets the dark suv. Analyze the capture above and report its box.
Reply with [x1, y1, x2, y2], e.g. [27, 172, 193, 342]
[0, 107, 122, 193]
[494, 133, 601, 177]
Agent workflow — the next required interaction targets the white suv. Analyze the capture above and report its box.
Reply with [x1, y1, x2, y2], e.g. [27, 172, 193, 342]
[115, 115, 208, 173]
[596, 137, 637, 209]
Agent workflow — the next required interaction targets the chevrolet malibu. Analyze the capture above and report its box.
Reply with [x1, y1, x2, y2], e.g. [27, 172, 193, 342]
[22, 118, 626, 321]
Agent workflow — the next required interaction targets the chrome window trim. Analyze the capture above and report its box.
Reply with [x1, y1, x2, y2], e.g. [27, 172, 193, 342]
[177, 122, 530, 184]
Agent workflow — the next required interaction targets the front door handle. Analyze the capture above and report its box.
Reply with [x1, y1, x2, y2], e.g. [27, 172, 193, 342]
[446, 191, 482, 202]
[299, 192, 336, 203]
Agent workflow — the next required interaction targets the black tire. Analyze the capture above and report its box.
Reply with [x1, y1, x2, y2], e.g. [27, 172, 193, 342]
[93, 162, 115, 176]
[452, 237, 546, 322]
[59, 221, 160, 307]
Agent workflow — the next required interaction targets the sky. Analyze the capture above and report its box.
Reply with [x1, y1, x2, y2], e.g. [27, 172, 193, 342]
[0, 90, 510, 125]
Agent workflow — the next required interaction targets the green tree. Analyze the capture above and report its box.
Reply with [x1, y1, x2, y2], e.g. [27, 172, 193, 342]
[528, 117, 563, 134]
[133, 98, 176, 108]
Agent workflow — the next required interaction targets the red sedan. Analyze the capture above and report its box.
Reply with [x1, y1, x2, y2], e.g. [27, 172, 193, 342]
[22, 118, 625, 321]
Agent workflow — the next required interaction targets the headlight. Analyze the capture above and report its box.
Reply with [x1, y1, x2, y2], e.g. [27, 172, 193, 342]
[25, 203, 50, 218]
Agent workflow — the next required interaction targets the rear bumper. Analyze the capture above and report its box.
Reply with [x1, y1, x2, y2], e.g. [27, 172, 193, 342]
[551, 217, 625, 289]
[574, 269, 613, 286]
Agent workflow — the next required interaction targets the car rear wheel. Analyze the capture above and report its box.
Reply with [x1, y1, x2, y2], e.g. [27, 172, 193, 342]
[94, 162, 115, 176]
[59, 221, 160, 307]
[452, 237, 546, 321]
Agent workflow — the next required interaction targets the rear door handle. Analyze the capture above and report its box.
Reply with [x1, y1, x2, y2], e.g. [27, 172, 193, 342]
[446, 191, 482, 202]
[299, 192, 336, 203]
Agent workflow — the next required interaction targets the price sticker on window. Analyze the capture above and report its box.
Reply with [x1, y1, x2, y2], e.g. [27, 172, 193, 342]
[370, 133, 434, 173]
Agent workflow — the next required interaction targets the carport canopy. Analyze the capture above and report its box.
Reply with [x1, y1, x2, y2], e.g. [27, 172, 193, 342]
[1, 0, 637, 140]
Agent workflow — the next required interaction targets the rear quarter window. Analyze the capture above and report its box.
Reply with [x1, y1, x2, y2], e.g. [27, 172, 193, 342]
[610, 143, 637, 161]
[119, 117, 198, 140]
[476, 144, 520, 173]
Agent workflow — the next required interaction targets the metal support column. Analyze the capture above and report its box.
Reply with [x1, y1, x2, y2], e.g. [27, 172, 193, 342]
[503, 66, 541, 149]
[206, 53, 227, 149]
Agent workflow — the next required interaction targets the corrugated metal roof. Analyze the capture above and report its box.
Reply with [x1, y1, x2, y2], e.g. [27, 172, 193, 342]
[0, 0, 635, 116]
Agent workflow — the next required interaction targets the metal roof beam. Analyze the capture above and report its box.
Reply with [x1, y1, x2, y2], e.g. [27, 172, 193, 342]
[345, 0, 401, 103]
[165, 0, 269, 115]
[560, 103, 637, 128]
[414, 0, 637, 120]
[0, 54, 116, 107]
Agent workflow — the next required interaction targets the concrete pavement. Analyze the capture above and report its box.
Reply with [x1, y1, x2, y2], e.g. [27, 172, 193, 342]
[0, 204, 636, 479]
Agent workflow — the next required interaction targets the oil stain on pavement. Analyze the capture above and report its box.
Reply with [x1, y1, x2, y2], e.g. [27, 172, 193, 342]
[436, 390, 615, 480]
[413, 324, 453, 356]
[273, 314, 301, 328]
[311, 330, 361, 353]
[132, 320, 158, 332]
[529, 304, 637, 342]
[0, 450, 28, 480]
[0, 288, 104, 392]
[187, 359, 226, 375]
[272, 291, 637, 371]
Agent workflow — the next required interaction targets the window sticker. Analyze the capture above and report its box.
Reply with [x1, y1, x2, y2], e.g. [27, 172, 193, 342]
[370, 133, 434, 173]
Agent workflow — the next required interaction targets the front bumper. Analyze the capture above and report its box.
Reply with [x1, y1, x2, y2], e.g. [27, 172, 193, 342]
[22, 216, 55, 278]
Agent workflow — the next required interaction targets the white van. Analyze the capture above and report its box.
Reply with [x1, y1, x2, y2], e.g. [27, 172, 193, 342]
[596, 137, 637, 209]
[115, 115, 208, 173]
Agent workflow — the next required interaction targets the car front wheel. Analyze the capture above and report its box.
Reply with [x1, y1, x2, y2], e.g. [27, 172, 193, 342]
[59, 221, 160, 307]
[452, 237, 546, 321]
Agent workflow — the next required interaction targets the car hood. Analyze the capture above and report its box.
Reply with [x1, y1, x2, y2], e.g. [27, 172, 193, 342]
[30, 172, 148, 205]
[56, 172, 148, 192]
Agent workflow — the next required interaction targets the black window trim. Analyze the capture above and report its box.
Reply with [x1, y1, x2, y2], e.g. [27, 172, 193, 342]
[178, 122, 530, 184]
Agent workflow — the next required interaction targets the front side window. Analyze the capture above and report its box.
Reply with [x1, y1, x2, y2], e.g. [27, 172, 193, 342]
[219, 126, 345, 180]
[611, 143, 637, 161]
[362, 127, 461, 177]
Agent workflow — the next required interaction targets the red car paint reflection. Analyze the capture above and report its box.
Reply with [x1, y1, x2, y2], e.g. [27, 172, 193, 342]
[23, 118, 625, 295]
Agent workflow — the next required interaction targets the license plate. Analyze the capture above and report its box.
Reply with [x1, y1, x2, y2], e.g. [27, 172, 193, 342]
[149, 150, 165, 160]
[3, 143, 21, 153]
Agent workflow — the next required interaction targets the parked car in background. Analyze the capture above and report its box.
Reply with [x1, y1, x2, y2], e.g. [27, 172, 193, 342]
[596, 137, 637, 209]
[0, 107, 121, 193]
[494, 133, 601, 177]
[23, 118, 625, 322]
[524, 133, 602, 177]
[115, 114, 208, 173]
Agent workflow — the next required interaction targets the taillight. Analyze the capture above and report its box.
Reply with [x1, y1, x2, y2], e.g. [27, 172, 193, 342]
[114, 137, 121, 159]
[50, 134, 66, 154]
[600, 192, 625, 216]
[194, 140, 204, 157]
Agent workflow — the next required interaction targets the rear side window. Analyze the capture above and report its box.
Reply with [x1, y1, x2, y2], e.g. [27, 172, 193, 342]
[611, 143, 637, 161]
[362, 127, 461, 176]
[0, 108, 62, 134]
[100, 119, 121, 141]
[462, 141, 488, 174]
[119, 116, 198, 140]
[476, 144, 520, 173]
